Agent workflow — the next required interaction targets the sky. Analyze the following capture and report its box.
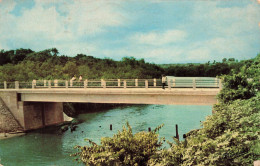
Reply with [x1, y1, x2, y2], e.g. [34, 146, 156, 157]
[0, 0, 260, 64]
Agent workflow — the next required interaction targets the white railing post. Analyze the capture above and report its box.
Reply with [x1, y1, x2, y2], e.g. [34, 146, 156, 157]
[135, 79, 138, 87]
[84, 79, 88, 88]
[15, 81, 19, 89]
[4, 81, 7, 89]
[54, 80, 58, 87]
[145, 80, 148, 89]
[153, 78, 156, 87]
[215, 78, 218, 88]
[48, 80, 51, 88]
[118, 79, 120, 87]
[172, 78, 176, 87]
[124, 80, 127, 89]
[193, 78, 196, 90]
[32, 80, 36, 89]
[168, 80, 171, 90]
[44, 80, 47, 87]
[65, 81, 68, 89]
[101, 79, 104, 88]
[219, 79, 222, 90]
[70, 80, 73, 87]
[103, 79, 106, 89]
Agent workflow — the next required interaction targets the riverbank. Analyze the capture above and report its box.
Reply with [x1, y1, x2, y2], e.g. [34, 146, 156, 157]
[0, 132, 25, 140]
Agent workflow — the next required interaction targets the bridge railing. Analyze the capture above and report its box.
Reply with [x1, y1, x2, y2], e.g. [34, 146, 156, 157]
[0, 78, 222, 90]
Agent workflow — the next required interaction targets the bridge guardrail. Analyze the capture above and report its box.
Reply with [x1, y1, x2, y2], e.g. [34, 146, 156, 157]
[0, 78, 222, 90]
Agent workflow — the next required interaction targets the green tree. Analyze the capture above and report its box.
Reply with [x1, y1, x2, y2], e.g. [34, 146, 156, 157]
[218, 54, 259, 103]
[72, 122, 164, 166]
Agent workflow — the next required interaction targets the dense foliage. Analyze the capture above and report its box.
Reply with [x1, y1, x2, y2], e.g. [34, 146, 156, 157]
[0, 48, 163, 81]
[0, 48, 244, 82]
[73, 54, 259, 165]
[218, 54, 260, 103]
[149, 94, 259, 165]
[72, 122, 165, 166]
[161, 59, 243, 77]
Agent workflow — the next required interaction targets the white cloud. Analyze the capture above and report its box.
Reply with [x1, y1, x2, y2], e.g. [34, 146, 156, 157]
[190, 2, 260, 36]
[131, 30, 187, 46]
[55, 42, 97, 56]
[101, 44, 186, 63]
[92, 1, 260, 63]
[0, 0, 126, 53]
[185, 48, 211, 62]
[0, 0, 16, 15]
[58, 0, 126, 35]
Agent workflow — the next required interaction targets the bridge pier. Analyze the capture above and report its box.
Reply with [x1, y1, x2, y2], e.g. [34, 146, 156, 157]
[20, 102, 64, 130]
[0, 92, 64, 131]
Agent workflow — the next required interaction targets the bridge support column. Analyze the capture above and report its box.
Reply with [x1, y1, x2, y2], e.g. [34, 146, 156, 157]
[19, 102, 64, 130]
[0, 91, 64, 131]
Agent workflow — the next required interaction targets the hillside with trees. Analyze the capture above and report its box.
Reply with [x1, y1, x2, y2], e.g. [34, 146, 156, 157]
[0, 48, 245, 82]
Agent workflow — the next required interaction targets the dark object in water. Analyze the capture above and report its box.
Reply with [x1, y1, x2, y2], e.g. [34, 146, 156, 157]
[61, 125, 69, 132]
[70, 125, 78, 132]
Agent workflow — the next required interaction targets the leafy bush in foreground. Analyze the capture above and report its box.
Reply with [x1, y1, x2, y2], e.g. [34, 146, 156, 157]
[72, 122, 164, 166]
[218, 54, 259, 103]
[151, 95, 259, 166]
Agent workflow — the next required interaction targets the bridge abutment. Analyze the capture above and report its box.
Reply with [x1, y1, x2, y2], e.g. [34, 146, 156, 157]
[0, 92, 64, 131]
[20, 102, 64, 130]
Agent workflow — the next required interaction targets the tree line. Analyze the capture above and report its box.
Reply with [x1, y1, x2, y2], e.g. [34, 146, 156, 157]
[0, 48, 246, 82]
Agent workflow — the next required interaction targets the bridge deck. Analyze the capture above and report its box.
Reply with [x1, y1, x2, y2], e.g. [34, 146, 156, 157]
[0, 88, 220, 105]
[0, 88, 220, 95]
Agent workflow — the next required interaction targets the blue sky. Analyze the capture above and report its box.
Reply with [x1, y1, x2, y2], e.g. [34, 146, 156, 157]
[0, 0, 259, 64]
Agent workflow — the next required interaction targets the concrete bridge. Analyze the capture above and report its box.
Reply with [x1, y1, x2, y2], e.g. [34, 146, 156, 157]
[0, 78, 221, 131]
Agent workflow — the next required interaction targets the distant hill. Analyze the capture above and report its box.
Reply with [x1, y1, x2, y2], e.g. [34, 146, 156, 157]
[0, 48, 249, 81]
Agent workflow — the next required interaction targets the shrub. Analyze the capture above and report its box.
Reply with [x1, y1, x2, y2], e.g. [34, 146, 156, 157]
[72, 122, 164, 166]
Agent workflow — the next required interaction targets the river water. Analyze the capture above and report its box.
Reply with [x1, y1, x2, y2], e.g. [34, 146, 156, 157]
[0, 104, 211, 166]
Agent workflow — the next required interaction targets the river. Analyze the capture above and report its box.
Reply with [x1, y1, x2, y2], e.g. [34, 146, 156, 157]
[0, 104, 211, 166]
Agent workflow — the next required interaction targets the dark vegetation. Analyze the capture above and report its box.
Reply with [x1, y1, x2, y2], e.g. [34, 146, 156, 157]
[0, 48, 244, 82]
